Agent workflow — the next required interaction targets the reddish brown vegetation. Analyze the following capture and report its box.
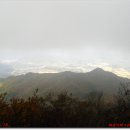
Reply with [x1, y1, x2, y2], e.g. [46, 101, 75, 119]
[0, 83, 130, 127]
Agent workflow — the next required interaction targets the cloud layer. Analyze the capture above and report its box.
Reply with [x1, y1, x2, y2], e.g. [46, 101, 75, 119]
[0, 63, 14, 78]
[0, 0, 129, 78]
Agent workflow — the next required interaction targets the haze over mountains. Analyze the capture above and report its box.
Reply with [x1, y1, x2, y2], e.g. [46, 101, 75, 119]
[0, 0, 130, 80]
[0, 68, 129, 99]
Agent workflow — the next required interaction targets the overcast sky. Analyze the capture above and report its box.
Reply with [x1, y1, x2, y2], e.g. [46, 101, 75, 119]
[0, 0, 130, 78]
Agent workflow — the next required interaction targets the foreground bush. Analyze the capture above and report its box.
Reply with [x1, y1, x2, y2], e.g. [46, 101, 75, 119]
[0, 83, 130, 127]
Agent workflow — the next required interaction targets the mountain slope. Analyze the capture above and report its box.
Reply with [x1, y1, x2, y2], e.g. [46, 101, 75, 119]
[0, 68, 129, 99]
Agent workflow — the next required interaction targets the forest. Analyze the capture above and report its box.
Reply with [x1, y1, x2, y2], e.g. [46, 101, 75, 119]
[0, 83, 130, 128]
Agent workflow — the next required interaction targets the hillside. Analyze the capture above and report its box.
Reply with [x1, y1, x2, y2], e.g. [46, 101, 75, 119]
[0, 68, 129, 99]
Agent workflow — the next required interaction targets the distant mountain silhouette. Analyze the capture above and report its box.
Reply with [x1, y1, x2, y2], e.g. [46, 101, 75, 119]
[0, 68, 129, 99]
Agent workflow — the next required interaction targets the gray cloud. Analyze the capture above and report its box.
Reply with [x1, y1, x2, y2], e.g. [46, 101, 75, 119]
[0, 0, 129, 77]
[0, 0, 129, 51]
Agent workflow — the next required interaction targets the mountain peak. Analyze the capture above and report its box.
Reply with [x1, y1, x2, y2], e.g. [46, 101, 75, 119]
[91, 68, 105, 72]
[89, 68, 119, 78]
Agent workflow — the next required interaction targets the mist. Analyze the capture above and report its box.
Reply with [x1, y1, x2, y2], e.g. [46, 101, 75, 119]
[0, 0, 130, 78]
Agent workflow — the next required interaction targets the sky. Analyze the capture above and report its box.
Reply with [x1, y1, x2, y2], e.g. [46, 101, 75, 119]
[0, 0, 130, 78]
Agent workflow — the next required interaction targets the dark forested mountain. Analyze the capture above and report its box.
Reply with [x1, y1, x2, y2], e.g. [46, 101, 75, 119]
[0, 68, 129, 99]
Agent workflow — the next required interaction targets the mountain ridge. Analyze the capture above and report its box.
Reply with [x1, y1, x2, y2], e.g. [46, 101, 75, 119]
[0, 68, 129, 99]
[2, 68, 129, 80]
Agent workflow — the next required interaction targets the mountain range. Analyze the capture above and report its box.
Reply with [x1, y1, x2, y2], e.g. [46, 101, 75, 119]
[0, 68, 129, 99]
